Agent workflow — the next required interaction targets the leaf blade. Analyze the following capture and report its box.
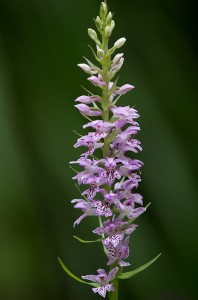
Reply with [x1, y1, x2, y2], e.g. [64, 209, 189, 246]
[73, 235, 103, 243]
[58, 257, 99, 287]
[118, 253, 161, 280]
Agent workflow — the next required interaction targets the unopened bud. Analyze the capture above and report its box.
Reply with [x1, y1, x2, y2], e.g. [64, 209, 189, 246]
[88, 28, 101, 45]
[106, 11, 113, 25]
[109, 58, 124, 79]
[77, 63, 91, 73]
[96, 45, 104, 59]
[77, 63, 98, 75]
[112, 53, 123, 65]
[105, 25, 111, 37]
[105, 20, 115, 38]
[109, 20, 115, 32]
[100, 2, 108, 19]
[95, 16, 102, 29]
[114, 37, 126, 49]
[88, 28, 97, 40]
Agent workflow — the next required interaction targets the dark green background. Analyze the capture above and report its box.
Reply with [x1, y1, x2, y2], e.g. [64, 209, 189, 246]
[0, 0, 197, 299]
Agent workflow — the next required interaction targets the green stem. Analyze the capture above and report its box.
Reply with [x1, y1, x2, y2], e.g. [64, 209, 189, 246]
[101, 30, 111, 158]
[109, 278, 118, 300]
[100, 20, 119, 300]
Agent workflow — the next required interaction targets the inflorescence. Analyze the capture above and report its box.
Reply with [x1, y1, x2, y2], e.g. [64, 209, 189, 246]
[59, 2, 160, 299]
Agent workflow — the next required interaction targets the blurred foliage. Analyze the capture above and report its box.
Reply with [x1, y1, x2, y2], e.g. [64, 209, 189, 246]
[0, 0, 197, 299]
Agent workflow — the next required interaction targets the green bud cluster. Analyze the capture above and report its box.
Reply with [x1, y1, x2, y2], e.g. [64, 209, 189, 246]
[86, 0, 126, 78]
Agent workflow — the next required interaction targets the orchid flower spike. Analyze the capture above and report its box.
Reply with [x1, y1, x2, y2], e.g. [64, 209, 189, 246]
[59, 2, 161, 299]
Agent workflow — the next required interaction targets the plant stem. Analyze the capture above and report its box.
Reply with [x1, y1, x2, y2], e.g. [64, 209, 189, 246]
[109, 277, 118, 300]
[100, 16, 119, 300]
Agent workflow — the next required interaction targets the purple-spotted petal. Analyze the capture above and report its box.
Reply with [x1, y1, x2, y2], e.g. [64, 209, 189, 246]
[103, 234, 124, 247]
[107, 267, 119, 281]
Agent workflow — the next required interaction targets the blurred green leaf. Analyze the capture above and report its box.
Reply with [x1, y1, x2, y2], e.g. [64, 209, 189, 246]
[58, 258, 99, 287]
[118, 253, 161, 280]
[74, 235, 103, 243]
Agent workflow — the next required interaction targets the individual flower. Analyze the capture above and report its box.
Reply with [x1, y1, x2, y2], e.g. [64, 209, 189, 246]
[115, 196, 146, 219]
[71, 199, 96, 227]
[82, 267, 119, 298]
[106, 236, 131, 266]
[83, 120, 114, 133]
[93, 219, 137, 248]
[110, 105, 140, 120]
[74, 132, 105, 157]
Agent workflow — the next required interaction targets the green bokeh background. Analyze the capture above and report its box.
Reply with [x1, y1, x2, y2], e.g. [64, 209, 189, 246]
[0, 0, 197, 299]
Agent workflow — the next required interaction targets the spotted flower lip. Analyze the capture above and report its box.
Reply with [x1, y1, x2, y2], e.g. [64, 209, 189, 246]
[82, 177, 104, 200]
[92, 199, 113, 217]
[106, 236, 131, 266]
[99, 158, 122, 182]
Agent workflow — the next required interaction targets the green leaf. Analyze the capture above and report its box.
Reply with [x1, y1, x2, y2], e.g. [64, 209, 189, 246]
[69, 165, 78, 173]
[87, 45, 101, 62]
[58, 257, 99, 287]
[83, 56, 100, 71]
[107, 128, 117, 143]
[98, 216, 108, 256]
[73, 235, 103, 243]
[118, 253, 161, 280]
[74, 183, 87, 200]
[79, 112, 92, 122]
[112, 94, 122, 105]
[73, 130, 83, 137]
[145, 202, 151, 210]
[81, 85, 94, 96]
